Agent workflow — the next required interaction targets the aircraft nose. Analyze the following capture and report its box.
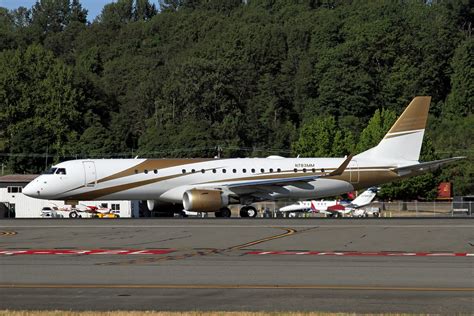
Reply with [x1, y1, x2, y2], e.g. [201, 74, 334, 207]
[23, 181, 40, 197]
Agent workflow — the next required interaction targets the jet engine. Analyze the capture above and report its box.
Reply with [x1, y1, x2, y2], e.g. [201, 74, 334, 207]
[183, 189, 229, 212]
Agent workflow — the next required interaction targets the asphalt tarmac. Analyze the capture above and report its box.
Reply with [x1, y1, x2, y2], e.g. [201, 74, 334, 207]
[0, 218, 473, 313]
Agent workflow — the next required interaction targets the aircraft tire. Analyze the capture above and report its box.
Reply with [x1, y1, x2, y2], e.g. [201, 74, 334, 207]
[69, 211, 78, 219]
[246, 206, 257, 218]
[216, 207, 231, 218]
[239, 207, 249, 218]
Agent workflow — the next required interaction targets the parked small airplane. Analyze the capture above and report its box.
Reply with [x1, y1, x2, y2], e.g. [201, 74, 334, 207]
[279, 187, 378, 218]
[23, 96, 464, 218]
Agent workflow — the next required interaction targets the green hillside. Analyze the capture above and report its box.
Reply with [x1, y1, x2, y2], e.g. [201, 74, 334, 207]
[0, 0, 472, 197]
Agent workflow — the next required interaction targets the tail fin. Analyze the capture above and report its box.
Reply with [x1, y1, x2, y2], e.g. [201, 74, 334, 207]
[355, 96, 431, 162]
[350, 187, 377, 208]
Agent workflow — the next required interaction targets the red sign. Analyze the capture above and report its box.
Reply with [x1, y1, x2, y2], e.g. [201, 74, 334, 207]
[437, 182, 452, 199]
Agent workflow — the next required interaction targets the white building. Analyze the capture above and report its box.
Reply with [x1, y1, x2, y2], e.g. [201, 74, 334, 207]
[0, 174, 139, 218]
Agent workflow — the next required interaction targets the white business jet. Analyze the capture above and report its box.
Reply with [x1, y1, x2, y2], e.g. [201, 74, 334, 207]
[279, 187, 378, 218]
[23, 97, 463, 218]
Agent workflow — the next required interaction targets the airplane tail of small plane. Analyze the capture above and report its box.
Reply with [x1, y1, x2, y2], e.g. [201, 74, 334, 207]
[350, 187, 377, 208]
[355, 96, 431, 163]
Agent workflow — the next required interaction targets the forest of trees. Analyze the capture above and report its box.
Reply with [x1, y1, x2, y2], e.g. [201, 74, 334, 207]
[0, 0, 472, 199]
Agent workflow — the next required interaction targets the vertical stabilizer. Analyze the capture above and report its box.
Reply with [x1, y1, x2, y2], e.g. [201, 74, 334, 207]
[355, 96, 431, 162]
[350, 187, 377, 208]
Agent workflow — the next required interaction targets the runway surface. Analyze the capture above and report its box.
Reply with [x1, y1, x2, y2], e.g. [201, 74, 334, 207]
[0, 218, 473, 313]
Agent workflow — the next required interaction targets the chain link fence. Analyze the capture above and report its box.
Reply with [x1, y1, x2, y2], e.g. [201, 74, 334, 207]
[248, 201, 474, 218]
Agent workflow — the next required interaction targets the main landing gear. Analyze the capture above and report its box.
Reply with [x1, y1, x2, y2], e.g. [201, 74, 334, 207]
[239, 206, 257, 218]
[215, 207, 232, 218]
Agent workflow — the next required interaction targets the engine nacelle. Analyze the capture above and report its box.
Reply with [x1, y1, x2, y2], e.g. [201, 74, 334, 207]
[183, 189, 228, 212]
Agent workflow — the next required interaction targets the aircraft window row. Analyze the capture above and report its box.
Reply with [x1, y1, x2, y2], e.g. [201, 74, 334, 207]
[136, 169, 159, 174]
[7, 186, 22, 193]
[135, 168, 324, 175]
[177, 168, 322, 174]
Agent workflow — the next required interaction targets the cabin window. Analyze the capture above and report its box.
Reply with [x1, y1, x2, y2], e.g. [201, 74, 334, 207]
[182, 169, 186, 174]
[134, 169, 138, 174]
[251, 168, 255, 173]
[321, 168, 325, 173]
[222, 169, 227, 173]
[212, 169, 216, 173]
[201, 169, 205, 173]
[242, 169, 247, 173]
[277, 168, 281, 172]
[312, 168, 315, 173]
[294, 168, 298, 173]
[260, 168, 264, 173]
[232, 169, 237, 173]
[191, 169, 196, 173]
[269, 168, 273, 173]
[303, 168, 307, 173]
[144, 170, 148, 174]
[154, 169, 158, 174]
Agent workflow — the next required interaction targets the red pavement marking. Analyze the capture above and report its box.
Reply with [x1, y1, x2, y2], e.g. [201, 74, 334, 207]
[246, 251, 474, 257]
[0, 249, 175, 256]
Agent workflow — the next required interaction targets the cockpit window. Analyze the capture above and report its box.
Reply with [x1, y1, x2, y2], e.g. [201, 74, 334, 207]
[43, 168, 57, 174]
[56, 168, 66, 175]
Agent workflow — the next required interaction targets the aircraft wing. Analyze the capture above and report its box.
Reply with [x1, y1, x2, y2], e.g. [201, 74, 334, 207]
[279, 202, 311, 213]
[193, 155, 353, 198]
[393, 157, 465, 176]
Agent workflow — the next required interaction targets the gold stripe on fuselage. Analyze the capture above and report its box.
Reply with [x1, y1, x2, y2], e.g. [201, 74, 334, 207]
[61, 159, 216, 197]
[63, 166, 399, 201]
[97, 159, 213, 183]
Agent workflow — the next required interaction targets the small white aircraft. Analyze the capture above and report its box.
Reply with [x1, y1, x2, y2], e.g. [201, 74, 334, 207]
[279, 187, 378, 218]
[23, 96, 464, 218]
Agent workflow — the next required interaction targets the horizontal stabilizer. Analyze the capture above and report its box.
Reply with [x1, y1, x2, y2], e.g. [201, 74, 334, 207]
[393, 157, 466, 176]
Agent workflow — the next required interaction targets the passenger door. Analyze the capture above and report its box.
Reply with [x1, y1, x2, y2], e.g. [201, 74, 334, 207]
[83, 161, 97, 187]
[349, 160, 359, 183]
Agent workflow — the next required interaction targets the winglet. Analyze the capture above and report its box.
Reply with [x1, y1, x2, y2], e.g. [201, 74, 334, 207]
[328, 154, 353, 176]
